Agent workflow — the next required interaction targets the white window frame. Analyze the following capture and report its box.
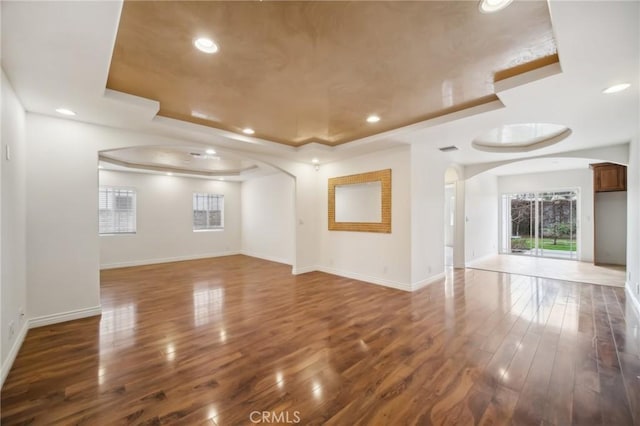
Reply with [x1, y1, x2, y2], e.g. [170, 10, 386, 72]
[193, 193, 224, 231]
[99, 186, 137, 235]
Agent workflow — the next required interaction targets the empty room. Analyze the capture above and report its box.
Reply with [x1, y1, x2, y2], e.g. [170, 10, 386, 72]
[1, 0, 639, 425]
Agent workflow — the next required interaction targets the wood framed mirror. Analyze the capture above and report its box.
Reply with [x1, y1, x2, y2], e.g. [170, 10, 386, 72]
[328, 169, 391, 233]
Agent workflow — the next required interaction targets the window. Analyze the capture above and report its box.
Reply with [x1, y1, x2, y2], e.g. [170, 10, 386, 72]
[193, 193, 224, 230]
[99, 187, 136, 234]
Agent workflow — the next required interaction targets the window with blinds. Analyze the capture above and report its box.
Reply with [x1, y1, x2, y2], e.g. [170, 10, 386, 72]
[193, 193, 224, 230]
[99, 187, 136, 234]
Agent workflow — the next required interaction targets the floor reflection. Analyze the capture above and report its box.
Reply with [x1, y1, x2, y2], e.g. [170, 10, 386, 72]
[2, 256, 638, 425]
[193, 286, 224, 327]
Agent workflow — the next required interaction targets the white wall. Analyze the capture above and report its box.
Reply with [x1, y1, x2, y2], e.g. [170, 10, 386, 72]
[1, 70, 28, 385]
[410, 143, 451, 287]
[497, 168, 594, 262]
[99, 170, 241, 268]
[26, 114, 195, 323]
[465, 173, 499, 263]
[626, 136, 640, 314]
[595, 191, 627, 265]
[241, 173, 295, 265]
[316, 146, 412, 290]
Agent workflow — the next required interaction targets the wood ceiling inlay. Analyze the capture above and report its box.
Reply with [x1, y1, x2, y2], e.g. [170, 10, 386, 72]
[107, 1, 558, 147]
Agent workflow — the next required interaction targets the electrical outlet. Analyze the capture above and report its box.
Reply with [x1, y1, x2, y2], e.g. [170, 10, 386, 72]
[428, 266, 432, 273]
[8, 320, 15, 339]
[5, 145, 11, 161]
[383, 266, 388, 274]
[19, 307, 25, 319]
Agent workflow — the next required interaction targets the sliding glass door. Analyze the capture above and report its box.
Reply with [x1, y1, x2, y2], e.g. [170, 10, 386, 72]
[501, 190, 578, 260]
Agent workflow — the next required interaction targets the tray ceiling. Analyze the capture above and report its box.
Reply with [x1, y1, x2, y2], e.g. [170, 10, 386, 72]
[107, 1, 558, 147]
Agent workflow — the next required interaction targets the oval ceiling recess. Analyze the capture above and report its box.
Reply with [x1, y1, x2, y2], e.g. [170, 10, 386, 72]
[472, 123, 572, 153]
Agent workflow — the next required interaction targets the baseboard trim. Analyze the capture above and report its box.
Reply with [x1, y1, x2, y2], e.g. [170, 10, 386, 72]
[412, 272, 446, 291]
[292, 265, 316, 275]
[240, 250, 292, 266]
[625, 283, 640, 321]
[316, 266, 411, 292]
[1, 322, 28, 388]
[29, 305, 102, 329]
[100, 251, 240, 270]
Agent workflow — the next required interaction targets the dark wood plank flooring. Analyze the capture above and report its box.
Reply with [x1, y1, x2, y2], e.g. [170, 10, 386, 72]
[2, 255, 639, 425]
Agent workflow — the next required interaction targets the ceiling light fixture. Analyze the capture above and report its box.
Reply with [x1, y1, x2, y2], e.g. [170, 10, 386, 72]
[602, 83, 631, 94]
[55, 108, 76, 116]
[166, 172, 173, 176]
[478, 0, 513, 13]
[366, 115, 380, 123]
[206, 148, 216, 155]
[194, 37, 219, 54]
[242, 128, 255, 135]
[311, 158, 319, 164]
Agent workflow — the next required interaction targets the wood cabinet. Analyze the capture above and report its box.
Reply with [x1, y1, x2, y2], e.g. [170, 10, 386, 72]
[591, 162, 626, 192]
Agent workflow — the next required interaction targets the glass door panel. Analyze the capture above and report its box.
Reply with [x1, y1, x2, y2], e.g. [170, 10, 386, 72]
[501, 190, 578, 260]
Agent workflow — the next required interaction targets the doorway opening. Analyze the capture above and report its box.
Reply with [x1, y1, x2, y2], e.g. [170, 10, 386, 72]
[500, 190, 578, 260]
[444, 183, 455, 267]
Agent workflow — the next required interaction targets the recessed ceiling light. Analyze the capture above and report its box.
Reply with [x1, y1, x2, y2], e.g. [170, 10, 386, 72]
[366, 115, 380, 123]
[98, 165, 104, 169]
[206, 148, 216, 155]
[478, 0, 513, 13]
[166, 172, 173, 176]
[194, 37, 219, 54]
[311, 158, 320, 164]
[242, 128, 255, 135]
[55, 108, 76, 116]
[219, 177, 225, 181]
[603, 83, 631, 94]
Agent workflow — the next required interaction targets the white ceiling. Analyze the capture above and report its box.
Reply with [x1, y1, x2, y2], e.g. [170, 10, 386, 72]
[1, 0, 638, 173]
[98, 145, 279, 181]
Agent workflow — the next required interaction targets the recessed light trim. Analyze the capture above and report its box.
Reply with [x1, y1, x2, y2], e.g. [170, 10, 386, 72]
[166, 172, 173, 176]
[194, 37, 219, 54]
[311, 158, 319, 164]
[242, 128, 255, 135]
[478, 0, 513, 13]
[55, 108, 76, 116]
[366, 115, 380, 123]
[206, 148, 216, 155]
[603, 83, 630, 94]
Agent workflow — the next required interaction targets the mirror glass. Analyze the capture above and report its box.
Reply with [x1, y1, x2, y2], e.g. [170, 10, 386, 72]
[335, 182, 382, 223]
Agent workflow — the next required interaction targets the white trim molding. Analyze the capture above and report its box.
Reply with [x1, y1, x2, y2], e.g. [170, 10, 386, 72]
[412, 272, 447, 291]
[240, 250, 292, 266]
[625, 283, 640, 321]
[316, 266, 411, 292]
[29, 305, 102, 329]
[291, 265, 316, 275]
[100, 251, 240, 270]
[1, 322, 29, 388]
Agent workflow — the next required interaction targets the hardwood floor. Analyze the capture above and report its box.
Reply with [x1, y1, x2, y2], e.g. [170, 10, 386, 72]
[2, 255, 639, 425]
